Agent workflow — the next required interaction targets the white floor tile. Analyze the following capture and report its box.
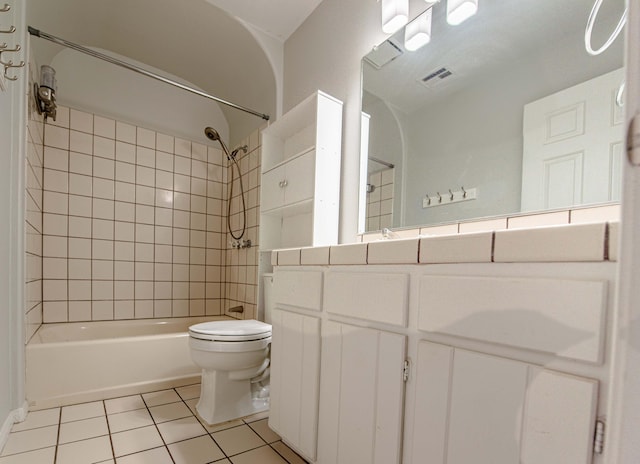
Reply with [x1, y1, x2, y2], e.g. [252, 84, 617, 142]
[167, 435, 225, 464]
[115, 447, 173, 464]
[175, 384, 200, 401]
[108, 408, 154, 433]
[141, 390, 181, 407]
[105, 395, 146, 415]
[0, 446, 55, 464]
[243, 410, 269, 423]
[0, 426, 58, 456]
[59, 416, 109, 444]
[10, 409, 59, 432]
[271, 441, 308, 464]
[61, 401, 105, 423]
[156, 416, 207, 444]
[248, 419, 280, 443]
[149, 402, 192, 424]
[199, 414, 245, 434]
[111, 425, 164, 457]
[229, 445, 289, 464]
[56, 436, 113, 464]
[212, 424, 265, 456]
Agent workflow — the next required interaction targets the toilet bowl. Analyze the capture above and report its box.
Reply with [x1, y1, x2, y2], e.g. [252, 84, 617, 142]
[188, 319, 272, 425]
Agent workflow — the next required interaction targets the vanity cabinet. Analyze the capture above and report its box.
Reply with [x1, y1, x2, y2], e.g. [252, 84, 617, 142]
[259, 91, 343, 251]
[269, 263, 612, 464]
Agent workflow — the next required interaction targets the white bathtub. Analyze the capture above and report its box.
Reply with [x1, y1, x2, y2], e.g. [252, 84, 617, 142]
[26, 316, 231, 410]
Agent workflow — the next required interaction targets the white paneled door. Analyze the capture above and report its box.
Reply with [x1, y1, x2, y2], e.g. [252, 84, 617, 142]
[521, 68, 625, 211]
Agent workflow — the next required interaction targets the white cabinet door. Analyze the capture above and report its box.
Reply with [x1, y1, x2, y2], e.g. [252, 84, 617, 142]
[317, 321, 406, 464]
[269, 309, 321, 461]
[261, 166, 286, 212]
[260, 151, 315, 212]
[408, 341, 599, 464]
[282, 150, 315, 205]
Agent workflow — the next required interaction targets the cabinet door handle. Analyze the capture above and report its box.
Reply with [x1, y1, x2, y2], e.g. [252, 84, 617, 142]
[279, 179, 288, 188]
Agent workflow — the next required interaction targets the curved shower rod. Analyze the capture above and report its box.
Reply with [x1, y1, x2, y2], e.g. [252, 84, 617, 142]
[27, 26, 270, 121]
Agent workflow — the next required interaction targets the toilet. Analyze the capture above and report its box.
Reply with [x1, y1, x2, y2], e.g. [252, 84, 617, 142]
[188, 319, 272, 425]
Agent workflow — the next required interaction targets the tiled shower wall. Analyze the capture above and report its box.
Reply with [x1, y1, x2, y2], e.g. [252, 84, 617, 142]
[366, 167, 394, 231]
[25, 78, 45, 340]
[223, 132, 261, 320]
[40, 105, 229, 322]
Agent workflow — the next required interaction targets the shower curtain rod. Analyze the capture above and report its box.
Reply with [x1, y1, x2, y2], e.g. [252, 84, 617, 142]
[369, 156, 395, 169]
[27, 26, 270, 121]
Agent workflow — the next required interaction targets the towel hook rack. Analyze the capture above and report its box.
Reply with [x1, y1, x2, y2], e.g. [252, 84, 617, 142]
[0, 25, 15, 34]
[3, 59, 24, 81]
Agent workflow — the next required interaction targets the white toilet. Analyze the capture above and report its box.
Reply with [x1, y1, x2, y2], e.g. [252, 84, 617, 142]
[188, 319, 272, 425]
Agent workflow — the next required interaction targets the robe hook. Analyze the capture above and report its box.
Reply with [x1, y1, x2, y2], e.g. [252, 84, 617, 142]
[0, 4, 10, 12]
[0, 25, 16, 34]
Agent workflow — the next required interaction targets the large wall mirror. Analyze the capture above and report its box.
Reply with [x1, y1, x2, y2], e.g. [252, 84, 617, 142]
[360, 0, 625, 233]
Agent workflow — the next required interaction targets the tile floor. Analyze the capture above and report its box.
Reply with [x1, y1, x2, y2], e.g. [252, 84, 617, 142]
[0, 383, 307, 464]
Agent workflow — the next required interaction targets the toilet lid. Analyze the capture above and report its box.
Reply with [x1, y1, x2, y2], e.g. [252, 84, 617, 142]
[189, 320, 272, 342]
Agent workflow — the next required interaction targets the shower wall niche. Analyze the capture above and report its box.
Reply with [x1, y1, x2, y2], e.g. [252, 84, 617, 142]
[38, 105, 260, 323]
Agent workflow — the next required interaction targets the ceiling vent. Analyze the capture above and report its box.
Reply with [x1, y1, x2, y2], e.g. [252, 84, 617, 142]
[364, 40, 403, 69]
[419, 67, 455, 89]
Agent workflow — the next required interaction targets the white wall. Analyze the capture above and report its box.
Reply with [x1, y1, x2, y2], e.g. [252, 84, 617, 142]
[0, 0, 26, 443]
[49, 49, 230, 146]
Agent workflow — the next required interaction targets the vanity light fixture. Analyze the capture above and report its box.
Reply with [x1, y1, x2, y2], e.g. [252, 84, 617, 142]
[446, 0, 478, 25]
[404, 8, 433, 51]
[382, 0, 409, 33]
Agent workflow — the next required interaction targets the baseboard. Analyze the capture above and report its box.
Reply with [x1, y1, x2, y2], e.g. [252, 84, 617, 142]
[0, 401, 28, 453]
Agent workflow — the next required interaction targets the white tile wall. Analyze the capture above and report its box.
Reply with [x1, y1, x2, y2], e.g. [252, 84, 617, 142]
[223, 131, 263, 320]
[25, 69, 45, 341]
[41, 106, 228, 322]
[366, 168, 394, 231]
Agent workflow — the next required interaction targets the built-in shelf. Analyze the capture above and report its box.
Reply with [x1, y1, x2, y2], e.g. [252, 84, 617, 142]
[259, 90, 343, 252]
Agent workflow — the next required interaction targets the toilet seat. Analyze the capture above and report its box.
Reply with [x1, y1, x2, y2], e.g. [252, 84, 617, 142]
[189, 320, 272, 342]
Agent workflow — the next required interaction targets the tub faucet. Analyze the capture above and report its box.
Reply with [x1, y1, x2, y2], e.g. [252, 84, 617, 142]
[228, 305, 244, 314]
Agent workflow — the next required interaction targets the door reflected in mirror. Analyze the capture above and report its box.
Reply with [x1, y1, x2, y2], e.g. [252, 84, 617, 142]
[360, 0, 625, 233]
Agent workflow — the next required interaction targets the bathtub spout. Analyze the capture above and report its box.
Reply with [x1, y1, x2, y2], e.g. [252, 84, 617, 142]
[228, 305, 244, 314]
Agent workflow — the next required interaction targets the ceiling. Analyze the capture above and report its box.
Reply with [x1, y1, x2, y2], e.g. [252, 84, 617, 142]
[205, 0, 324, 41]
[26, 0, 322, 142]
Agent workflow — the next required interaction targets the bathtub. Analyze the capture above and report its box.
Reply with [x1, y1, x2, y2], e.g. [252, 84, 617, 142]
[26, 316, 232, 410]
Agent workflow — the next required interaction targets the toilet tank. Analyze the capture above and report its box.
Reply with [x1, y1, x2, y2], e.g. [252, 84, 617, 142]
[262, 273, 274, 324]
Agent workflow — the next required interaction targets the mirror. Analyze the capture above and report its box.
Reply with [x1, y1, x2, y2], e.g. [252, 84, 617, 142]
[361, 0, 625, 232]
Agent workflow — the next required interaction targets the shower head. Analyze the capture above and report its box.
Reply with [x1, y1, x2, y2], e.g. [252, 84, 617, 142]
[204, 126, 221, 142]
[204, 126, 232, 160]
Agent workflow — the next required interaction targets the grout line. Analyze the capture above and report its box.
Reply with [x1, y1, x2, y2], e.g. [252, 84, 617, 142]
[52, 406, 62, 464]
[139, 390, 177, 464]
[101, 400, 116, 462]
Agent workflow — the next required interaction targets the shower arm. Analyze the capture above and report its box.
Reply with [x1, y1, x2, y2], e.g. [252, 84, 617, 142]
[27, 26, 270, 121]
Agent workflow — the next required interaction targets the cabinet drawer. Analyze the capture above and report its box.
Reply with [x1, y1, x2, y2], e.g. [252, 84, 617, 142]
[417, 275, 607, 363]
[273, 269, 323, 311]
[324, 272, 409, 326]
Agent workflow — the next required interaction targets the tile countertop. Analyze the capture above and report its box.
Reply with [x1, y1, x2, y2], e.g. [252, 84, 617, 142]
[271, 222, 619, 266]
